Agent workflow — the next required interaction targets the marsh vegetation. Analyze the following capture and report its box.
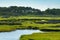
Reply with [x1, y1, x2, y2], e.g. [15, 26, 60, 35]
[0, 6, 60, 40]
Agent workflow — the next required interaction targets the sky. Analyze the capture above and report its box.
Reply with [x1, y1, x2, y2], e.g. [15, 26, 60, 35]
[0, 0, 60, 10]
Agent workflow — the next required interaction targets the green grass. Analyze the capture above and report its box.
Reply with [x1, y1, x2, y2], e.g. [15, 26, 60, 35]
[0, 25, 21, 32]
[21, 21, 60, 30]
[0, 23, 60, 32]
[0, 16, 60, 20]
[20, 32, 60, 40]
[0, 16, 60, 31]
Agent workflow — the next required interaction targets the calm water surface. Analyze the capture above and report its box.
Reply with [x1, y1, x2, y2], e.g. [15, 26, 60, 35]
[0, 30, 42, 40]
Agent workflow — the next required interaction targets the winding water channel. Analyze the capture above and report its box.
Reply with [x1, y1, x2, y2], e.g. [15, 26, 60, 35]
[0, 30, 42, 40]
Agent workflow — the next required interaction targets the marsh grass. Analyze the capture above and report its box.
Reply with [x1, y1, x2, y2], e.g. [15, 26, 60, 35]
[20, 32, 60, 40]
[0, 16, 60, 40]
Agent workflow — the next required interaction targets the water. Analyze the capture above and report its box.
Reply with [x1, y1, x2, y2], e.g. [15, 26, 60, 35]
[0, 30, 41, 40]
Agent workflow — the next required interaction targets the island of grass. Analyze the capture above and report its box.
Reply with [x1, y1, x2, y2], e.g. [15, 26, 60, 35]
[20, 32, 60, 40]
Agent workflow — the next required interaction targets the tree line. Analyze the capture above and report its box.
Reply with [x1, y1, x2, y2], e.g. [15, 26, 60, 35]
[0, 6, 60, 17]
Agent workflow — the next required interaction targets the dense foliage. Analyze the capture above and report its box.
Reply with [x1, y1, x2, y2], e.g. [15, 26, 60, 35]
[0, 6, 60, 17]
